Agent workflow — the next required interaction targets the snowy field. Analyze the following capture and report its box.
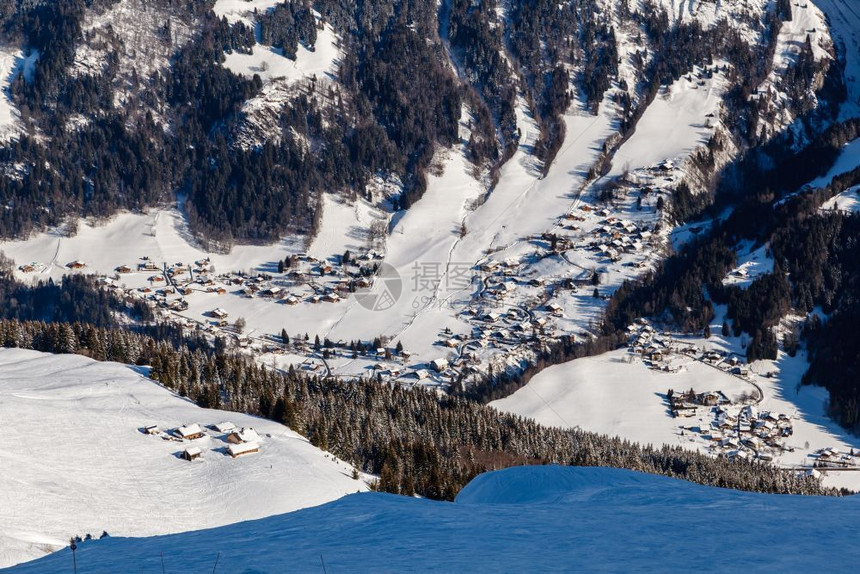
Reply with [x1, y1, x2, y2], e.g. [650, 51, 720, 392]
[809, 138, 860, 189]
[608, 64, 727, 177]
[8, 465, 860, 573]
[0, 206, 304, 281]
[223, 24, 340, 85]
[0, 349, 365, 569]
[821, 184, 860, 213]
[213, 0, 282, 26]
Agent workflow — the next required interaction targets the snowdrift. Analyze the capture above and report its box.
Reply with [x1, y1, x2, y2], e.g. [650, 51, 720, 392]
[7, 465, 859, 573]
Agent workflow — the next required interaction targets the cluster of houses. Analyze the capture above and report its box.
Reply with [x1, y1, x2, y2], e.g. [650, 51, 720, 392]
[809, 447, 859, 469]
[65, 155, 673, 391]
[668, 388, 731, 418]
[583, 213, 652, 263]
[679, 404, 795, 462]
[143, 421, 262, 461]
[129, 253, 381, 313]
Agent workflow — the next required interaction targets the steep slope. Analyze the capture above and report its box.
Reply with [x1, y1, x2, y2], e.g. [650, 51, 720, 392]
[6, 466, 859, 573]
[0, 348, 365, 569]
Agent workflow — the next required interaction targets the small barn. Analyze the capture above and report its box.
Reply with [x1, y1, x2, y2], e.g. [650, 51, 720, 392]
[214, 421, 236, 433]
[227, 427, 261, 444]
[182, 446, 202, 461]
[227, 441, 259, 458]
[430, 358, 449, 372]
[175, 423, 204, 440]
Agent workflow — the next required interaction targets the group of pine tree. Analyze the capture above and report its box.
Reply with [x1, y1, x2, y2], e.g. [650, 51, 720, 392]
[0, 0, 823, 246]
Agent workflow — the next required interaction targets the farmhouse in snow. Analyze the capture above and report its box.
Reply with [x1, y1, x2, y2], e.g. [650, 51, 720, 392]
[226, 427, 261, 444]
[175, 423, 204, 440]
[227, 441, 259, 458]
[182, 446, 203, 461]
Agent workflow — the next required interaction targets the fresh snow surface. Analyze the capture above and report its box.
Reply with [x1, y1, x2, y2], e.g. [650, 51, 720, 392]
[223, 23, 340, 85]
[608, 65, 727, 177]
[0, 348, 365, 569]
[0, 47, 37, 140]
[821, 184, 860, 213]
[8, 465, 860, 573]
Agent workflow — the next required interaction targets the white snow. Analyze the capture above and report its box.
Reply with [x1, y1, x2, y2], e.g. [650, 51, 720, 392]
[0, 205, 303, 282]
[213, 0, 283, 26]
[307, 193, 388, 262]
[493, 326, 860, 491]
[0, 348, 366, 569]
[808, 137, 860, 188]
[223, 23, 340, 85]
[0, 47, 38, 141]
[8, 465, 860, 573]
[609, 65, 728, 177]
[812, 0, 860, 119]
[492, 348, 754, 445]
[821, 184, 860, 213]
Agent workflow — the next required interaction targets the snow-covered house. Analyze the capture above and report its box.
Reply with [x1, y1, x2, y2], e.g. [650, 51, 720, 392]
[175, 424, 204, 440]
[431, 358, 449, 372]
[214, 422, 236, 433]
[227, 427, 261, 444]
[182, 446, 202, 461]
[227, 441, 259, 458]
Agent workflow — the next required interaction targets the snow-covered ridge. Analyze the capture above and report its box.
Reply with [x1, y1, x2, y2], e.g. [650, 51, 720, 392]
[8, 465, 860, 572]
[0, 348, 365, 569]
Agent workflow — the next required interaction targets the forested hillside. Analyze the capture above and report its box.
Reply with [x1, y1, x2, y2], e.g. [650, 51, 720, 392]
[0, 314, 837, 499]
[0, 0, 827, 247]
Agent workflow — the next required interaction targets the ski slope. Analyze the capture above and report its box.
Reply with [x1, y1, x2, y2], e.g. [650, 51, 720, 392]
[8, 465, 860, 573]
[0, 349, 365, 569]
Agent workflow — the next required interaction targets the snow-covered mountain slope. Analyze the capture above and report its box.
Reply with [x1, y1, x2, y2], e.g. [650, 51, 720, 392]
[816, 0, 860, 119]
[7, 465, 860, 573]
[0, 46, 37, 141]
[0, 348, 365, 569]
